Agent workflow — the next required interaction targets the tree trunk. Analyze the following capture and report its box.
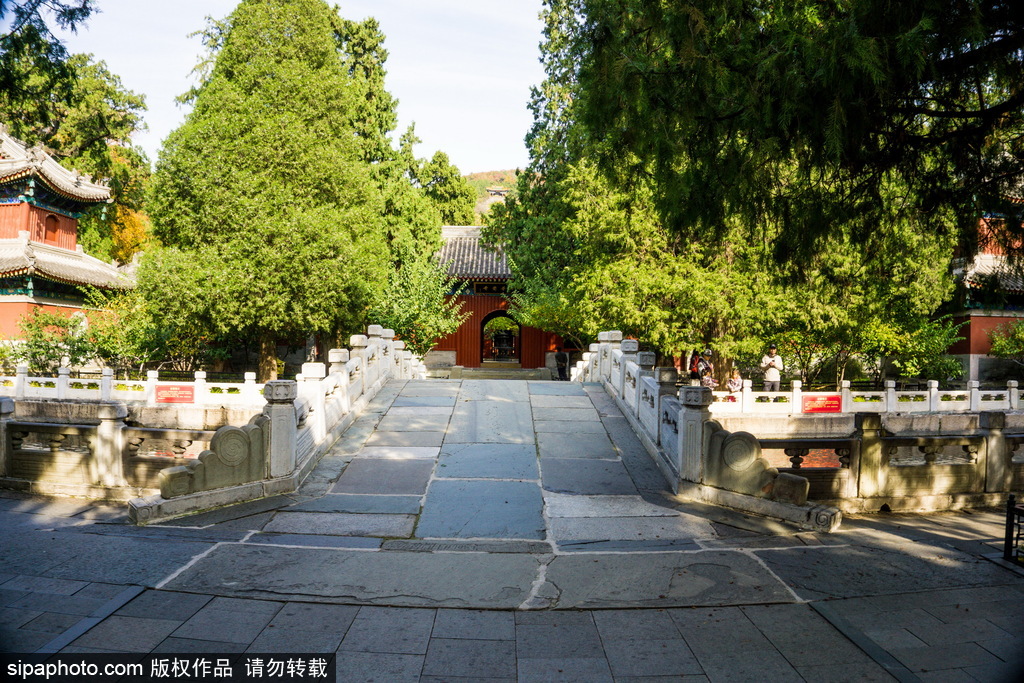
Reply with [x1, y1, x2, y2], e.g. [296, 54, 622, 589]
[258, 333, 278, 383]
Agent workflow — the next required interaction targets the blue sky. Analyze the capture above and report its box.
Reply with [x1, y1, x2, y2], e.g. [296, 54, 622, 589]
[54, 0, 546, 174]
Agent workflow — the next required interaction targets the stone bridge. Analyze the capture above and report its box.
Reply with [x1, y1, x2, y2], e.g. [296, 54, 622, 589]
[157, 378, 796, 610]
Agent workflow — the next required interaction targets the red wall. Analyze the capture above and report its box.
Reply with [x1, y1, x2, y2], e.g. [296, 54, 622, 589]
[0, 203, 77, 249]
[949, 313, 1024, 355]
[432, 294, 559, 368]
[0, 301, 80, 338]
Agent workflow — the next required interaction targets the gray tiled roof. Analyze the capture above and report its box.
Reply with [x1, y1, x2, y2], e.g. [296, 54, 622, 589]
[0, 128, 111, 203]
[436, 226, 510, 280]
[0, 239, 130, 289]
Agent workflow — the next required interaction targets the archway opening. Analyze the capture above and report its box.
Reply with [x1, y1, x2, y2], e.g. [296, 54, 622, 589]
[481, 311, 521, 365]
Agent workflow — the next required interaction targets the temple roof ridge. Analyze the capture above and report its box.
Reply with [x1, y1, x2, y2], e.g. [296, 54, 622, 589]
[0, 125, 111, 203]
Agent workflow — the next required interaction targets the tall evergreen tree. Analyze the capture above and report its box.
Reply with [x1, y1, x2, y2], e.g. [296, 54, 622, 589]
[148, 0, 389, 380]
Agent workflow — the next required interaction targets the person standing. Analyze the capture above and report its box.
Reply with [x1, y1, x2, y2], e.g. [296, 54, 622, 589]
[554, 347, 569, 381]
[761, 344, 784, 392]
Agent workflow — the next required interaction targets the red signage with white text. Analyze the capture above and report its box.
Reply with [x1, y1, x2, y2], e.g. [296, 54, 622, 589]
[802, 394, 842, 413]
[156, 385, 195, 404]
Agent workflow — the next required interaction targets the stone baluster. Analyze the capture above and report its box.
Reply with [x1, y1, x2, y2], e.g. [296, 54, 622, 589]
[982, 412, 1010, 493]
[854, 413, 885, 498]
[968, 380, 981, 412]
[92, 403, 128, 487]
[101, 368, 113, 401]
[1009, 380, 1019, 411]
[791, 380, 802, 414]
[264, 380, 298, 478]
[193, 371, 207, 404]
[840, 380, 852, 414]
[381, 329, 396, 379]
[785, 447, 809, 469]
[349, 335, 369, 399]
[884, 380, 896, 413]
[145, 370, 159, 406]
[242, 372, 259, 404]
[927, 380, 940, 413]
[678, 385, 713, 483]
[57, 367, 69, 399]
[301, 362, 327, 443]
[14, 365, 27, 400]
[741, 379, 753, 413]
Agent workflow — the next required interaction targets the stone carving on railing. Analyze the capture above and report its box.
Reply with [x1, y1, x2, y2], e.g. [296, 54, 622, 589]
[158, 415, 268, 499]
[706, 426, 811, 507]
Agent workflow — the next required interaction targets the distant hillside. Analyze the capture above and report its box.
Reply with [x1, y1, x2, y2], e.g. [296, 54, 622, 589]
[465, 169, 518, 220]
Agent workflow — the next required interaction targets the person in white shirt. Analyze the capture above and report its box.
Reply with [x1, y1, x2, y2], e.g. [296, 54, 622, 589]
[761, 344, 783, 391]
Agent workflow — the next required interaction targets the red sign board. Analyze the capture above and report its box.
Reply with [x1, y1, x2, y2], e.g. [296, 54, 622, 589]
[156, 384, 195, 404]
[802, 394, 842, 414]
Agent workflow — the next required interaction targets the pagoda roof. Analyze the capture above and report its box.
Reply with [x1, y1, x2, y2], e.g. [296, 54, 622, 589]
[0, 127, 111, 204]
[0, 238, 130, 290]
[437, 226, 510, 281]
[956, 252, 1024, 294]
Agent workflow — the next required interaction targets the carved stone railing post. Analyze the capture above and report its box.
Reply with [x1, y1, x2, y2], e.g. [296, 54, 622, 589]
[854, 413, 884, 498]
[57, 367, 70, 399]
[885, 380, 896, 413]
[968, 380, 981, 412]
[263, 380, 298, 478]
[301, 362, 327, 443]
[193, 371, 207, 403]
[1008, 380, 1019, 411]
[0, 397, 13, 477]
[328, 348, 349, 376]
[981, 411, 1009, 493]
[145, 370, 159, 407]
[242, 372, 259, 404]
[927, 379, 940, 412]
[349, 335, 369, 399]
[381, 329, 395, 379]
[92, 403, 128, 487]
[100, 368, 113, 401]
[791, 380, 802, 414]
[14, 365, 27, 399]
[678, 385, 713, 483]
[840, 380, 852, 414]
[618, 339, 639, 400]
[741, 379, 753, 413]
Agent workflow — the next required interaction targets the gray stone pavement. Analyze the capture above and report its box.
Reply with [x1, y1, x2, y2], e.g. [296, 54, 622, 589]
[2, 378, 1024, 681]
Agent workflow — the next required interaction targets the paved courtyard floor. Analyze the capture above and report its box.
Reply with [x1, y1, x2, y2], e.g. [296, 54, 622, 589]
[2, 379, 1023, 681]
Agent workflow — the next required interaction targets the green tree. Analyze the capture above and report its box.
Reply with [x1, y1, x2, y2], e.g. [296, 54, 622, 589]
[2, 50, 150, 263]
[987, 320, 1024, 368]
[417, 151, 476, 225]
[368, 255, 468, 356]
[0, 1, 96, 139]
[563, 0, 1024, 260]
[148, 0, 391, 380]
[15, 308, 93, 373]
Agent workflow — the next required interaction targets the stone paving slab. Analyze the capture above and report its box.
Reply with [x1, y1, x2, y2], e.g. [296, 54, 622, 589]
[161, 545, 543, 608]
[376, 414, 452, 432]
[531, 406, 600, 421]
[458, 380, 529, 402]
[381, 539, 552, 554]
[392, 395, 458, 407]
[542, 551, 797, 609]
[245, 533, 382, 549]
[445, 400, 535, 444]
[537, 431, 617, 459]
[543, 492, 678, 517]
[357, 446, 440, 459]
[540, 458, 638, 495]
[529, 394, 594, 409]
[417, 480, 545, 540]
[263, 511, 416, 537]
[364, 430, 445, 448]
[527, 381, 587, 396]
[435, 443, 538, 480]
[532, 419, 608, 434]
[331, 459, 435, 496]
[287, 494, 422, 514]
[386, 406, 453, 415]
[548, 515, 715, 542]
